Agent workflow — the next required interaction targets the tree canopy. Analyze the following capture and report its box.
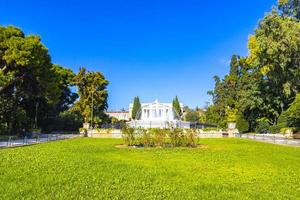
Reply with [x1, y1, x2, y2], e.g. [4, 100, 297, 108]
[73, 67, 109, 124]
[0, 26, 60, 132]
[278, 0, 300, 19]
[0, 25, 109, 134]
[207, 3, 300, 132]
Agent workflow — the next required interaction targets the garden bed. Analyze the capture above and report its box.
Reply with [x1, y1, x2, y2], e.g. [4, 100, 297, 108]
[122, 127, 198, 148]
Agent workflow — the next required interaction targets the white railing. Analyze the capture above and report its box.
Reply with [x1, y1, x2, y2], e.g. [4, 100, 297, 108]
[0, 134, 80, 148]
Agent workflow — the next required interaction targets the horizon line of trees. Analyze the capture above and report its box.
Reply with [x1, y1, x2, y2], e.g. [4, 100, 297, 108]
[205, 0, 300, 133]
[0, 25, 109, 135]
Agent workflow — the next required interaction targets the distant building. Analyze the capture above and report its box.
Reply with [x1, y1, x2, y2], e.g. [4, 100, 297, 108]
[128, 100, 190, 129]
[106, 111, 130, 121]
[197, 108, 206, 116]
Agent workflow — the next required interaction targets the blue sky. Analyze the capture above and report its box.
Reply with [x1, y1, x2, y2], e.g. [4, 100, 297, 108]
[1, 0, 276, 110]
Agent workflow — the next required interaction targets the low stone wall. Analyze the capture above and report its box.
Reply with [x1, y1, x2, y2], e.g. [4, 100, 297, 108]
[243, 133, 293, 138]
[88, 129, 229, 139]
[84, 128, 241, 139]
[90, 133, 226, 139]
[90, 133, 122, 139]
[88, 129, 122, 138]
[197, 133, 224, 138]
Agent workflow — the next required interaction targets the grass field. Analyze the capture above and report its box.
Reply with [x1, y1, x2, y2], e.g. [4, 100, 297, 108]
[0, 138, 300, 199]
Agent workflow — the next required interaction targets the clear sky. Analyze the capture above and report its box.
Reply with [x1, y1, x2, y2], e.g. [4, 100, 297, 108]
[1, 0, 276, 110]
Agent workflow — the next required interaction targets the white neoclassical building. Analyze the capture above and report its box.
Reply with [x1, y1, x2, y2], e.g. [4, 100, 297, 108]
[106, 111, 130, 121]
[127, 100, 190, 129]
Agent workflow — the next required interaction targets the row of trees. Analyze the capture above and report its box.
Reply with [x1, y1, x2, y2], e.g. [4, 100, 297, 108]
[0, 25, 109, 135]
[206, 0, 300, 133]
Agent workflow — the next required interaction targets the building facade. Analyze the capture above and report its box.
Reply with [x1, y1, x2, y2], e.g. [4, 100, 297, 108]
[128, 100, 190, 129]
[106, 111, 130, 121]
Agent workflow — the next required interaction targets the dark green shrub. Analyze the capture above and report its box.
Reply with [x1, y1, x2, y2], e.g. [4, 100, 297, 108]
[269, 125, 280, 134]
[271, 95, 300, 133]
[236, 114, 249, 133]
[281, 94, 300, 128]
[255, 119, 271, 133]
[185, 110, 200, 122]
[41, 111, 82, 133]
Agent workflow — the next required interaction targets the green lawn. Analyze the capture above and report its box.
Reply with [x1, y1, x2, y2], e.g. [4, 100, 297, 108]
[0, 138, 300, 199]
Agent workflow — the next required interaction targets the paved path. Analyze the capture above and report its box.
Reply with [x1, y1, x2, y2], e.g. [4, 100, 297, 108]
[0, 134, 81, 148]
[239, 134, 300, 147]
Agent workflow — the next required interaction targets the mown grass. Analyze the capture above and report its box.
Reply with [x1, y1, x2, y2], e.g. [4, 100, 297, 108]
[0, 138, 300, 199]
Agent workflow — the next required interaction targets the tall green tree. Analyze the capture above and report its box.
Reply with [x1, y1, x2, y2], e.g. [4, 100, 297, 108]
[247, 11, 300, 124]
[208, 7, 300, 131]
[207, 55, 241, 128]
[131, 96, 141, 120]
[73, 67, 109, 124]
[172, 96, 182, 119]
[0, 25, 60, 133]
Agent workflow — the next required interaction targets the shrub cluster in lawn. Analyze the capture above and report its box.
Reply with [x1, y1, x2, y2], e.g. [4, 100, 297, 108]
[122, 127, 198, 148]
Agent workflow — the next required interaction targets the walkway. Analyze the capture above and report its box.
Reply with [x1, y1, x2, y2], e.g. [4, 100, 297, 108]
[0, 134, 81, 148]
[238, 133, 300, 147]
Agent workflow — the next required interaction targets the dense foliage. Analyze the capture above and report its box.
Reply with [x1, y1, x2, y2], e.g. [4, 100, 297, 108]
[236, 114, 249, 133]
[278, 0, 300, 19]
[72, 67, 109, 125]
[122, 127, 197, 147]
[131, 96, 142, 120]
[279, 93, 300, 129]
[0, 25, 108, 135]
[184, 109, 200, 122]
[207, 2, 300, 132]
[0, 26, 60, 133]
[1, 138, 300, 199]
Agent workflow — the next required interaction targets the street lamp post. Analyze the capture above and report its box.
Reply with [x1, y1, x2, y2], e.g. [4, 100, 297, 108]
[34, 101, 39, 129]
[91, 90, 94, 130]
